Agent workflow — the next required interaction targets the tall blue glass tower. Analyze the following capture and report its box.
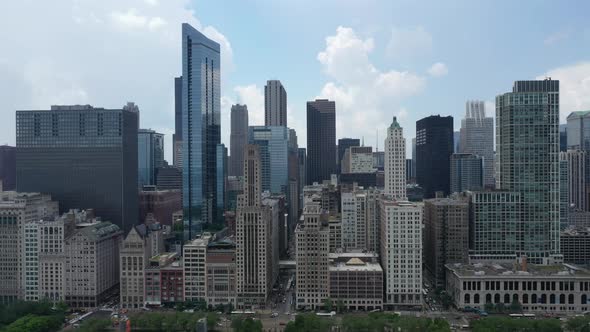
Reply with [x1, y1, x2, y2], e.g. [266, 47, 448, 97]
[181, 23, 221, 239]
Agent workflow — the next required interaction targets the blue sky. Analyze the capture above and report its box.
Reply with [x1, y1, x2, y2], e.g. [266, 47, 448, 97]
[1, 0, 589, 161]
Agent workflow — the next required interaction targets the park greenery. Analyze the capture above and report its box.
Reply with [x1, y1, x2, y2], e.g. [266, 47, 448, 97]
[126, 311, 219, 331]
[231, 317, 263, 332]
[0, 300, 67, 332]
[471, 317, 563, 332]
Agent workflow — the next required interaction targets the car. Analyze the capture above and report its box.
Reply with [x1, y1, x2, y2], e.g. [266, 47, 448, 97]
[271, 312, 279, 317]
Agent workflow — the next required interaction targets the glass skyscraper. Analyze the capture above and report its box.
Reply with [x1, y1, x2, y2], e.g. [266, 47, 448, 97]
[495, 79, 560, 263]
[138, 129, 164, 188]
[182, 23, 221, 239]
[306, 99, 336, 185]
[416, 115, 454, 198]
[16, 104, 139, 233]
[249, 126, 289, 195]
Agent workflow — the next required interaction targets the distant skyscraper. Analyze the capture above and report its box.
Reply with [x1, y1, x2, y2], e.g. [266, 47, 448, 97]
[560, 159, 569, 228]
[173, 76, 183, 168]
[265, 80, 287, 127]
[307, 99, 336, 184]
[182, 23, 221, 238]
[0, 145, 16, 190]
[384, 117, 406, 199]
[560, 124, 567, 152]
[454, 131, 460, 152]
[459, 100, 495, 188]
[230, 104, 249, 177]
[337, 138, 360, 173]
[236, 145, 272, 308]
[495, 79, 560, 262]
[405, 159, 415, 183]
[138, 129, 164, 188]
[450, 153, 483, 193]
[560, 150, 587, 211]
[16, 104, 139, 233]
[416, 115, 454, 198]
[249, 126, 289, 194]
[567, 111, 590, 150]
[297, 148, 306, 203]
[216, 143, 227, 224]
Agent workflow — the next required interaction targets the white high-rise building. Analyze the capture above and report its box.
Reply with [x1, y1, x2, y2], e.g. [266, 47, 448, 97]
[384, 117, 406, 199]
[183, 234, 212, 302]
[380, 199, 423, 307]
[459, 101, 494, 188]
[265, 80, 287, 127]
[341, 191, 367, 250]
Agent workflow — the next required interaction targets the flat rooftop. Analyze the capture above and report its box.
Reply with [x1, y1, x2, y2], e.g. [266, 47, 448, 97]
[447, 262, 590, 278]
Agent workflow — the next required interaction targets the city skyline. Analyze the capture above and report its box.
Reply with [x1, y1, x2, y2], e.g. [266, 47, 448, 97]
[1, 1, 589, 162]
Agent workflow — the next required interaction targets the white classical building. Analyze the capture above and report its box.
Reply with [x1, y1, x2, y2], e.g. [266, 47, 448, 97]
[384, 117, 406, 199]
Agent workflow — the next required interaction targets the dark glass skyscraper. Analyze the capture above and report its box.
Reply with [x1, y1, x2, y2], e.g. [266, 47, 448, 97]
[0, 145, 16, 191]
[173, 76, 183, 168]
[337, 138, 360, 173]
[182, 23, 221, 238]
[416, 115, 454, 198]
[16, 103, 139, 233]
[306, 99, 336, 185]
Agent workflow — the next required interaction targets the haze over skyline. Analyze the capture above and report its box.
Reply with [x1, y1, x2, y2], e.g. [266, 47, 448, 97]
[1, 0, 589, 161]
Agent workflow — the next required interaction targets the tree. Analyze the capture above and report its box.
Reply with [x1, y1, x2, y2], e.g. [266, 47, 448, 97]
[472, 317, 561, 332]
[79, 318, 111, 332]
[336, 299, 345, 313]
[509, 299, 522, 313]
[226, 302, 234, 313]
[284, 313, 333, 332]
[484, 302, 495, 313]
[495, 302, 505, 313]
[232, 317, 262, 332]
[323, 298, 333, 311]
[566, 316, 590, 332]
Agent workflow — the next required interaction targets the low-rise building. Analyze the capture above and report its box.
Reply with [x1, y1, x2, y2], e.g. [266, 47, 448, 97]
[145, 252, 182, 306]
[328, 252, 383, 311]
[446, 260, 590, 313]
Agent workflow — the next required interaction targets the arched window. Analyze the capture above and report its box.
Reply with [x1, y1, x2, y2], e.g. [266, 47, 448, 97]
[550, 294, 556, 304]
[559, 294, 565, 304]
[494, 294, 500, 303]
[486, 294, 492, 303]
[523, 294, 529, 304]
[532, 294, 537, 304]
[513, 294, 518, 303]
[474, 294, 480, 304]
[569, 294, 574, 304]
[504, 294, 510, 303]
[464, 294, 470, 304]
[582, 294, 587, 305]
[540, 294, 547, 304]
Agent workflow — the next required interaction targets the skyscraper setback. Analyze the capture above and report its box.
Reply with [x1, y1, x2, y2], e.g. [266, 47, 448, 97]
[306, 99, 336, 185]
[16, 104, 139, 233]
[230, 104, 249, 177]
[265, 80, 287, 127]
[181, 23, 221, 238]
[459, 101, 494, 188]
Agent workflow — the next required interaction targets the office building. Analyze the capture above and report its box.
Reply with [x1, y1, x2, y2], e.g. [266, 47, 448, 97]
[0, 191, 58, 304]
[174, 76, 183, 168]
[261, 194, 281, 281]
[138, 129, 165, 188]
[65, 221, 123, 308]
[307, 99, 336, 185]
[423, 197, 469, 288]
[265, 80, 287, 127]
[120, 225, 158, 309]
[297, 148, 307, 199]
[328, 252, 383, 311]
[145, 252, 183, 306]
[338, 138, 360, 173]
[416, 115, 454, 198]
[380, 199, 423, 308]
[230, 104, 249, 177]
[569, 210, 590, 229]
[328, 216, 342, 252]
[236, 145, 273, 308]
[384, 117, 406, 199]
[567, 111, 590, 150]
[341, 146, 374, 174]
[560, 160, 569, 228]
[288, 129, 300, 239]
[182, 23, 221, 238]
[0, 146, 16, 191]
[295, 203, 330, 310]
[373, 151, 385, 171]
[205, 239, 237, 306]
[494, 79, 560, 263]
[450, 153, 483, 193]
[560, 124, 567, 152]
[405, 159, 415, 183]
[561, 227, 590, 265]
[446, 261, 590, 314]
[459, 101, 494, 187]
[302, 182, 340, 217]
[156, 165, 182, 191]
[139, 186, 182, 226]
[16, 104, 139, 233]
[560, 150, 587, 211]
[183, 234, 211, 302]
[216, 143, 227, 224]
[341, 191, 367, 251]
[249, 126, 289, 195]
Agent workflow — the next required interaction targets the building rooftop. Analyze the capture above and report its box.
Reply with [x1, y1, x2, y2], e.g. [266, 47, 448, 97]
[330, 258, 383, 272]
[447, 262, 590, 278]
[76, 221, 121, 241]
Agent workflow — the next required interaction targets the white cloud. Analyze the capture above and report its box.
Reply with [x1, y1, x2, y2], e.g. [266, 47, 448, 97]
[537, 62, 590, 123]
[427, 62, 448, 77]
[316, 26, 427, 154]
[0, 0, 233, 163]
[386, 26, 432, 59]
[234, 85, 265, 126]
[544, 29, 572, 45]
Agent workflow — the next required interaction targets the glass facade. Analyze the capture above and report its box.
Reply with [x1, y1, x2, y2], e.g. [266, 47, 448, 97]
[495, 79, 560, 262]
[216, 143, 227, 224]
[249, 126, 289, 195]
[138, 129, 164, 188]
[416, 115, 454, 198]
[16, 104, 138, 233]
[182, 23, 221, 239]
